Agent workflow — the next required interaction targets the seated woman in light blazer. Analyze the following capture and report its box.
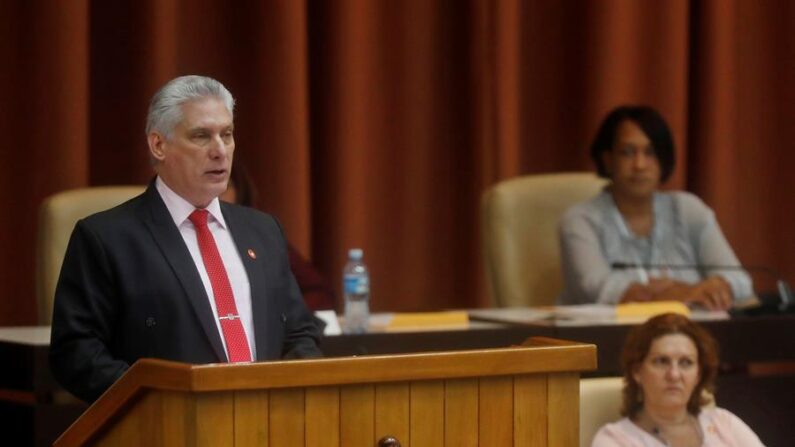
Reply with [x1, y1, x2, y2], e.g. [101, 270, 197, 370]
[558, 105, 752, 309]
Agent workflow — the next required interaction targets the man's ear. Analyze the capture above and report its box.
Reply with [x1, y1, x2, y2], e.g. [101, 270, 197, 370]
[148, 132, 167, 162]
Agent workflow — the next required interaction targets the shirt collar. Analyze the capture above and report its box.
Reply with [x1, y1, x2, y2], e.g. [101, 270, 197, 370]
[155, 176, 228, 230]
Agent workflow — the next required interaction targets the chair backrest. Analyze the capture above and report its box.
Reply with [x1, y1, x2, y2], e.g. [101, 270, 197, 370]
[481, 172, 607, 307]
[36, 186, 146, 325]
[580, 376, 624, 447]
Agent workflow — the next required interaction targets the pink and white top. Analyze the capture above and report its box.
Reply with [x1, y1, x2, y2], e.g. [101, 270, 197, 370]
[591, 407, 765, 447]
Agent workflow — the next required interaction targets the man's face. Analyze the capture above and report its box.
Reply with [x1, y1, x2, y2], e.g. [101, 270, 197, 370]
[149, 97, 235, 207]
[602, 119, 661, 200]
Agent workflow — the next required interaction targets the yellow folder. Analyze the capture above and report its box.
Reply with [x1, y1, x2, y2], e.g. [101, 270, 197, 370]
[616, 301, 690, 319]
[385, 311, 470, 332]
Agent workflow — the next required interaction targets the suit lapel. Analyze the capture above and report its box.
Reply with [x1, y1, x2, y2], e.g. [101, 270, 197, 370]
[222, 204, 271, 361]
[139, 184, 227, 362]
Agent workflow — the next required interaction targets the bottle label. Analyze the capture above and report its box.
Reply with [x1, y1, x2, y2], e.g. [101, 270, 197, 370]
[344, 274, 370, 294]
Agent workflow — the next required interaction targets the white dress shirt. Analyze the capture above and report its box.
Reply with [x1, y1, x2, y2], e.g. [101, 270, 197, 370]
[155, 177, 256, 360]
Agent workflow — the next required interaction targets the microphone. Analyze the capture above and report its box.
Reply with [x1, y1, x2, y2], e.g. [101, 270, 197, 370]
[610, 261, 793, 314]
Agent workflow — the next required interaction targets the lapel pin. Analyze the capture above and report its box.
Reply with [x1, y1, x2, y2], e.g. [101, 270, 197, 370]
[247, 249, 257, 259]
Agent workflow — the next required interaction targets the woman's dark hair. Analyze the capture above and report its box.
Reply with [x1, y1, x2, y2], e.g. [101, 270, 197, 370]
[590, 105, 676, 183]
[228, 157, 257, 207]
[620, 313, 719, 419]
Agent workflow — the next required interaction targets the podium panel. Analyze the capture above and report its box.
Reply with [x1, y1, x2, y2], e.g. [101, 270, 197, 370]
[55, 337, 595, 447]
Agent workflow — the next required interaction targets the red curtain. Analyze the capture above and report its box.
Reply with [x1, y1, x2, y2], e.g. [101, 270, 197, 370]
[1, 0, 793, 324]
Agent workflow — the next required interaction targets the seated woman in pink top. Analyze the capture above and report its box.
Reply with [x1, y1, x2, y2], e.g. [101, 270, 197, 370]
[591, 313, 764, 447]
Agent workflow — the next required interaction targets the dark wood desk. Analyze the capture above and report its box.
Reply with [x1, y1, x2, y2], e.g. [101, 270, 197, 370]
[0, 328, 87, 447]
[2, 313, 794, 446]
[324, 313, 795, 373]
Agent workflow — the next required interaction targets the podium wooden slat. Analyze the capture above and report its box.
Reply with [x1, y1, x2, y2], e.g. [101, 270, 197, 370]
[306, 387, 339, 447]
[196, 392, 233, 446]
[445, 378, 479, 447]
[55, 337, 595, 447]
[234, 390, 268, 446]
[549, 372, 579, 446]
[269, 388, 304, 445]
[161, 391, 194, 445]
[515, 375, 547, 446]
[479, 376, 513, 446]
[340, 384, 374, 445]
[375, 382, 410, 444]
[410, 380, 445, 447]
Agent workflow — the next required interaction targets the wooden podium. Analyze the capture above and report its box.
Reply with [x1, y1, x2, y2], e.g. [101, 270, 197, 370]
[55, 337, 595, 446]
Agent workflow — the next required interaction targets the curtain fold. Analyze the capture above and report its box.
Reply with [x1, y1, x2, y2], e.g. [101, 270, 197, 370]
[1, 1, 89, 324]
[1, 0, 792, 324]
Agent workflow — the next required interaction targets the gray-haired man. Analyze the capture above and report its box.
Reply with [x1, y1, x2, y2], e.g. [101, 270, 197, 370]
[50, 75, 322, 402]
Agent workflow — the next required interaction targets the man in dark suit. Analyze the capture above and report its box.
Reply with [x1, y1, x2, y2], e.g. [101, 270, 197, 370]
[49, 75, 322, 403]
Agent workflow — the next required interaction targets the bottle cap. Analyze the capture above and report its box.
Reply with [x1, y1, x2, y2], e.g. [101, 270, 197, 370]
[348, 248, 363, 261]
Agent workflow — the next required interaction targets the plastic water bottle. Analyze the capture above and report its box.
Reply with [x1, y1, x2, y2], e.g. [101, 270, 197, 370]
[343, 248, 370, 333]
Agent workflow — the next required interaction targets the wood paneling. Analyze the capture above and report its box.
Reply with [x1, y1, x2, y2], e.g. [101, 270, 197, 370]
[192, 340, 595, 390]
[306, 386, 340, 447]
[269, 388, 305, 446]
[161, 391, 195, 446]
[515, 375, 547, 447]
[95, 393, 159, 446]
[341, 384, 375, 446]
[410, 381, 445, 447]
[548, 372, 578, 447]
[479, 376, 514, 446]
[445, 378, 478, 447]
[56, 338, 595, 447]
[196, 392, 234, 446]
[234, 390, 269, 447]
[375, 382, 410, 445]
[138, 391, 163, 444]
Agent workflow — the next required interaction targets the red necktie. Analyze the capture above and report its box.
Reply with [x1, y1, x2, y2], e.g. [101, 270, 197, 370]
[189, 209, 252, 362]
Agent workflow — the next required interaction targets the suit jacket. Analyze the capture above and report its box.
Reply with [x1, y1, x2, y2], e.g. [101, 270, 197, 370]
[49, 183, 322, 402]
